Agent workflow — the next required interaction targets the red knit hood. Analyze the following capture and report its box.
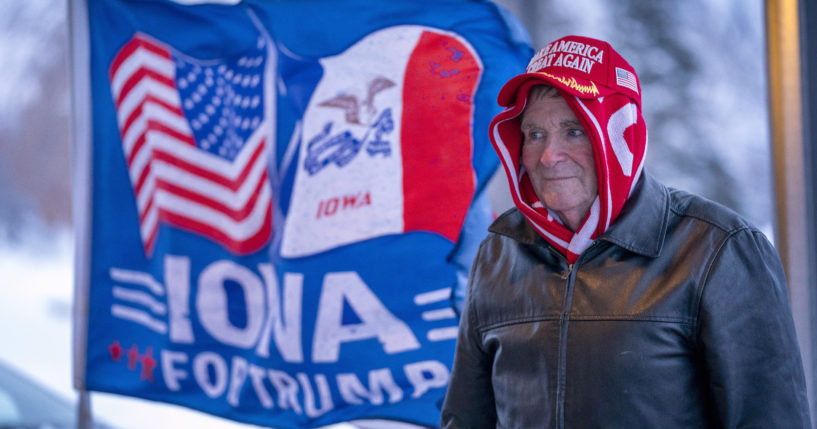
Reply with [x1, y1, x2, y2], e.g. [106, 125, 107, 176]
[489, 35, 648, 263]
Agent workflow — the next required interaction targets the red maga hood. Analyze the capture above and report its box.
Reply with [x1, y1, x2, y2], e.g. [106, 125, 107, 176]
[489, 35, 648, 263]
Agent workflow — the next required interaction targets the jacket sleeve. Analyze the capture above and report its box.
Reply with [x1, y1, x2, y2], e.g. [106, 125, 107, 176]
[440, 246, 497, 428]
[697, 228, 811, 428]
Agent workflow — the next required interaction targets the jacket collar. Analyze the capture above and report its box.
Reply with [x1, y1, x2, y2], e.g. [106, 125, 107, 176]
[599, 172, 669, 257]
[489, 172, 669, 258]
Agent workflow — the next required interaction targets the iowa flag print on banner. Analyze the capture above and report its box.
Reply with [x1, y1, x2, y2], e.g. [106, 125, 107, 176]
[283, 26, 483, 257]
[76, 0, 531, 427]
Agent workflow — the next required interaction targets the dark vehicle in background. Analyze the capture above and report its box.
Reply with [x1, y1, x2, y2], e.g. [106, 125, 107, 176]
[0, 359, 112, 429]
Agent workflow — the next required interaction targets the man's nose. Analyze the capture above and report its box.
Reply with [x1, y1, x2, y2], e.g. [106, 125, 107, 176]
[539, 139, 567, 167]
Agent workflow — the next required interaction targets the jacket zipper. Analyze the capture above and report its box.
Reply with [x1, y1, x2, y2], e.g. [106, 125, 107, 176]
[561, 263, 574, 280]
[555, 259, 577, 429]
[554, 243, 600, 429]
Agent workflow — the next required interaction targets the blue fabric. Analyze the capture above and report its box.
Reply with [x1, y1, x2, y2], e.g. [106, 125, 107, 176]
[83, 0, 531, 427]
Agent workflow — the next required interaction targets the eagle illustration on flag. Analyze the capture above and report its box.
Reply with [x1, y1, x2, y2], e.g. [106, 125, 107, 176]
[108, 33, 273, 256]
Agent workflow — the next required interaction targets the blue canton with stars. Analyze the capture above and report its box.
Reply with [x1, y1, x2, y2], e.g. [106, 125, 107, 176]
[175, 37, 267, 162]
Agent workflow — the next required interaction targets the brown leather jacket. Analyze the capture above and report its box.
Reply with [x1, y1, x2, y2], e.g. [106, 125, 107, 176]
[441, 174, 810, 428]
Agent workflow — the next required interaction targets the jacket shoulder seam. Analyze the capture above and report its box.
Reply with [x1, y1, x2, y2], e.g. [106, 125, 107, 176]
[475, 314, 695, 333]
[468, 238, 493, 353]
[570, 315, 695, 324]
[668, 200, 755, 235]
[476, 315, 562, 333]
[692, 227, 754, 335]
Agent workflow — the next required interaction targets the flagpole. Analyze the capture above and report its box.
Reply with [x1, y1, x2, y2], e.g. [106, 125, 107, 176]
[68, 0, 94, 426]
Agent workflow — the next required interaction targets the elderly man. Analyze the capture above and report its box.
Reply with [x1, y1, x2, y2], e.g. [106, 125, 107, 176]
[441, 35, 810, 428]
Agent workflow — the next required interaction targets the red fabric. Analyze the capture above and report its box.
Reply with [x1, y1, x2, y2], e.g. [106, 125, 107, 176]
[490, 36, 647, 263]
[401, 31, 480, 242]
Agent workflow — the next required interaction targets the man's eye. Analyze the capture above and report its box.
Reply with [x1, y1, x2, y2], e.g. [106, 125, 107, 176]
[568, 129, 585, 137]
[529, 131, 544, 139]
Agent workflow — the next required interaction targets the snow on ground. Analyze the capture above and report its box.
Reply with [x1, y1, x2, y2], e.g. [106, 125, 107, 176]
[0, 230, 269, 428]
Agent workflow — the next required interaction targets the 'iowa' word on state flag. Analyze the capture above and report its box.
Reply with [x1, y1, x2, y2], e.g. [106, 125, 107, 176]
[73, 0, 531, 427]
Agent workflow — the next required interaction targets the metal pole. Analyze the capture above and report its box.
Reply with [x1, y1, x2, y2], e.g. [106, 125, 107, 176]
[68, 0, 94, 426]
[78, 390, 93, 429]
[765, 0, 815, 425]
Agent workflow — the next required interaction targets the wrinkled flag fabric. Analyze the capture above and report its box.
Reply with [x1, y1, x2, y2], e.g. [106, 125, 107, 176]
[77, 0, 531, 427]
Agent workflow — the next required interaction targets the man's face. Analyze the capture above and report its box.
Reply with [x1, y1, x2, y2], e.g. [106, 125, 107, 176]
[520, 89, 597, 231]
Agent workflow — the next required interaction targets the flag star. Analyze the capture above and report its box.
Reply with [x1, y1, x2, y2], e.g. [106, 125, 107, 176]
[175, 42, 265, 162]
[127, 344, 139, 370]
[108, 340, 123, 361]
[140, 347, 157, 382]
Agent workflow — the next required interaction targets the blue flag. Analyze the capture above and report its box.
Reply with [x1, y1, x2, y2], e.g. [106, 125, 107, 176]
[79, 0, 531, 426]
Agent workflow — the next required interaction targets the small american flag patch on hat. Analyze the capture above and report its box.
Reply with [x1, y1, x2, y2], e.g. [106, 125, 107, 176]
[615, 67, 638, 93]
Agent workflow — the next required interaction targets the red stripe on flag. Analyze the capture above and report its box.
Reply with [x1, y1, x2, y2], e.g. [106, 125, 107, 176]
[138, 180, 155, 223]
[127, 119, 195, 172]
[109, 33, 173, 83]
[143, 224, 158, 257]
[149, 136, 266, 192]
[122, 94, 184, 138]
[400, 31, 480, 242]
[153, 169, 269, 222]
[115, 68, 177, 108]
[157, 203, 273, 255]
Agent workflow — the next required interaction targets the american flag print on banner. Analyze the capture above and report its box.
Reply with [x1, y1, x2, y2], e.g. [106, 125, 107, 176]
[615, 67, 638, 94]
[108, 33, 273, 256]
